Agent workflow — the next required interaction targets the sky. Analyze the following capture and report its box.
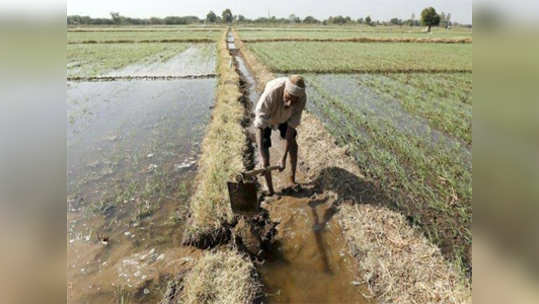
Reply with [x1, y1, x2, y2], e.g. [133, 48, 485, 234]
[67, 0, 473, 24]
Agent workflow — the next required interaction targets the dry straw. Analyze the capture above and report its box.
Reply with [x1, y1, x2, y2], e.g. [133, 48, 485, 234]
[181, 249, 262, 304]
[339, 204, 471, 304]
[183, 30, 247, 244]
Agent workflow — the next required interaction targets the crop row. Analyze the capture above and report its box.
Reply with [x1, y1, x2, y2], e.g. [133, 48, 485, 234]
[247, 42, 472, 73]
[68, 30, 221, 42]
[238, 29, 472, 40]
[357, 73, 472, 144]
[305, 75, 472, 269]
[67, 43, 216, 77]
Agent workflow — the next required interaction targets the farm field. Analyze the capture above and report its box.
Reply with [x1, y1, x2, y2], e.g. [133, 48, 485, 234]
[67, 78, 216, 303]
[303, 73, 472, 269]
[247, 42, 472, 72]
[67, 43, 215, 77]
[67, 29, 221, 42]
[66, 29, 224, 304]
[238, 28, 472, 40]
[66, 23, 472, 304]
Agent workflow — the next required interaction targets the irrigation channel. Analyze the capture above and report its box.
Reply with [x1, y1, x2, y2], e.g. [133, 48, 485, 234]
[228, 32, 371, 303]
[67, 78, 215, 302]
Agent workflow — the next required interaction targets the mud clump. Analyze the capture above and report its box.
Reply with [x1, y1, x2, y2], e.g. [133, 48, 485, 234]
[232, 210, 279, 260]
[181, 224, 232, 249]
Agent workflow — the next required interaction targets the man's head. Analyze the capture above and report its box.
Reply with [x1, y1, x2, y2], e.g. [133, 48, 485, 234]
[283, 75, 305, 109]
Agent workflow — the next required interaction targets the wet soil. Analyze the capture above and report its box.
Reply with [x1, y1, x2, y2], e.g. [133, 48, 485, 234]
[228, 33, 371, 304]
[67, 78, 215, 303]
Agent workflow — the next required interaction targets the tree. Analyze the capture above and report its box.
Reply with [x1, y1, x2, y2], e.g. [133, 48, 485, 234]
[222, 9, 233, 23]
[289, 14, 300, 23]
[421, 7, 441, 32]
[390, 17, 402, 25]
[150, 17, 163, 25]
[365, 16, 372, 25]
[303, 16, 319, 24]
[206, 11, 217, 23]
[237, 15, 246, 23]
[110, 12, 125, 25]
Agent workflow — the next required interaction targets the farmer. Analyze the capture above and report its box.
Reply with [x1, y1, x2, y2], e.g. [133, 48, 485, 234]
[254, 75, 306, 195]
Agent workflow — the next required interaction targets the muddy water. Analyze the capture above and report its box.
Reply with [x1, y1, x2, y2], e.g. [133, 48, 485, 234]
[261, 195, 370, 303]
[229, 33, 370, 304]
[107, 44, 216, 77]
[67, 79, 215, 303]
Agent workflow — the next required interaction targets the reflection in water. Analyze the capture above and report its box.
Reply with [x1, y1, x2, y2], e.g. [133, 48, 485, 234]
[67, 79, 215, 303]
[259, 195, 369, 303]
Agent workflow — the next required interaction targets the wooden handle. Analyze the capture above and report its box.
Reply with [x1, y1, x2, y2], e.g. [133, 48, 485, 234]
[243, 165, 281, 177]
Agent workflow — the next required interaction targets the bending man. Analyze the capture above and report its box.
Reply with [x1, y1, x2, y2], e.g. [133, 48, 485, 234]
[253, 75, 307, 195]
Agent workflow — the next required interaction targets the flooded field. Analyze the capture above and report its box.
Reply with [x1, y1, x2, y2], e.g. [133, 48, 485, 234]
[67, 43, 216, 78]
[302, 73, 472, 273]
[67, 78, 215, 303]
[107, 44, 216, 77]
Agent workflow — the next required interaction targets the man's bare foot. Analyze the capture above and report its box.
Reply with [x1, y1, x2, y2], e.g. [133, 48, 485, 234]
[260, 189, 275, 197]
[287, 176, 298, 186]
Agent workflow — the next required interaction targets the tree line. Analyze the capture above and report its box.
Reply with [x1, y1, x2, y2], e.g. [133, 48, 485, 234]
[68, 7, 469, 29]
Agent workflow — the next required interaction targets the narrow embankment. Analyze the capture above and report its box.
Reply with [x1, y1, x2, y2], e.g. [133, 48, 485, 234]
[161, 29, 262, 304]
[232, 29, 471, 304]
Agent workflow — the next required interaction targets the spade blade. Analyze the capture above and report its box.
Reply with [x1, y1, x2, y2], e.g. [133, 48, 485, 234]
[227, 181, 259, 215]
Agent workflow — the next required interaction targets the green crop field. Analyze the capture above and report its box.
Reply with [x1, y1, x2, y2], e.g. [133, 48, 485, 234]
[67, 43, 192, 77]
[247, 42, 472, 72]
[238, 29, 472, 40]
[303, 73, 472, 269]
[359, 73, 472, 144]
[68, 30, 222, 42]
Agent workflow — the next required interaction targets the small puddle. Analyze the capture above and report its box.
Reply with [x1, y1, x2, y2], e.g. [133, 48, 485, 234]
[228, 33, 370, 304]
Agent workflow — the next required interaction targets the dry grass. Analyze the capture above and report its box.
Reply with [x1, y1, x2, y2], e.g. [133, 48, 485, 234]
[243, 37, 472, 43]
[183, 30, 247, 244]
[181, 249, 261, 304]
[231, 28, 472, 303]
[339, 204, 471, 304]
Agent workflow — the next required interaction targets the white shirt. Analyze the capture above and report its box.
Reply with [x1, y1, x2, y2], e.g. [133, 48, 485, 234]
[253, 77, 307, 129]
